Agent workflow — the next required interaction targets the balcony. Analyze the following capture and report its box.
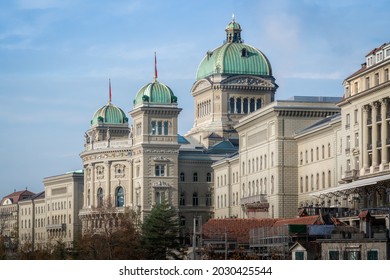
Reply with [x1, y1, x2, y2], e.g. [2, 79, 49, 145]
[241, 194, 268, 205]
[46, 223, 66, 231]
[84, 139, 132, 151]
[344, 169, 359, 181]
[376, 115, 382, 122]
[367, 118, 372, 125]
[377, 140, 382, 148]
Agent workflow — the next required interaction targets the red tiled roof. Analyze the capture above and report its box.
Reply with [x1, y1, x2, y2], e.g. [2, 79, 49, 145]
[1, 190, 36, 205]
[202, 218, 277, 244]
[273, 215, 322, 226]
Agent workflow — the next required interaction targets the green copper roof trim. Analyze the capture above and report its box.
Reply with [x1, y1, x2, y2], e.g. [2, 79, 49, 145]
[133, 81, 177, 106]
[91, 103, 128, 126]
[196, 42, 272, 80]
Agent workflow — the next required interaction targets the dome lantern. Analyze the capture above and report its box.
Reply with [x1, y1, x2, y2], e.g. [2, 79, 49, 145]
[225, 14, 242, 43]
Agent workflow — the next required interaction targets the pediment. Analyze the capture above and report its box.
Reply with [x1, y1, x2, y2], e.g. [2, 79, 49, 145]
[222, 76, 275, 88]
[192, 79, 212, 92]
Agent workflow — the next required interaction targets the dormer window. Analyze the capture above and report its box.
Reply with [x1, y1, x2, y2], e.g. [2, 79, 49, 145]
[241, 48, 247, 57]
[377, 51, 383, 62]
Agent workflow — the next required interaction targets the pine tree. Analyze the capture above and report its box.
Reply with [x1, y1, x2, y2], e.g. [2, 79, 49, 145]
[141, 200, 181, 259]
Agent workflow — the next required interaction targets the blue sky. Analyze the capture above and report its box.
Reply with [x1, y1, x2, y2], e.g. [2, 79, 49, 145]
[0, 0, 389, 198]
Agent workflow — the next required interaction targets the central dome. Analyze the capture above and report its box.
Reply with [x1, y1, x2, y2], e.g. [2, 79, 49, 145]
[133, 81, 177, 106]
[196, 18, 272, 80]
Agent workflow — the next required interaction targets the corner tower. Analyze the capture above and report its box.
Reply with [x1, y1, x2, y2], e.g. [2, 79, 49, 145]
[186, 16, 278, 147]
[130, 74, 182, 219]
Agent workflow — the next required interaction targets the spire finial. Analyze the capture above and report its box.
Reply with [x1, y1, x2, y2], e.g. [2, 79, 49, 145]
[232, 13, 235, 22]
[154, 52, 158, 82]
[108, 78, 112, 104]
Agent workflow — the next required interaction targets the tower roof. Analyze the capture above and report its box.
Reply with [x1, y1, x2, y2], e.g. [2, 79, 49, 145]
[196, 17, 272, 80]
[91, 102, 128, 127]
[133, 80, 177, 107]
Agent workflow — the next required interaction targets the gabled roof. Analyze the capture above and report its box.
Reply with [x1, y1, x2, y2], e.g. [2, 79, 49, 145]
[1, 190, 36, 205]
[202, 218, 277, 244]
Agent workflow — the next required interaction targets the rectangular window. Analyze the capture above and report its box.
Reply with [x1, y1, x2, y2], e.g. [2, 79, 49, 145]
[366, 77, 370, 89]
[151, 121, 156, 135]
[295, 251, 305, 260]
[385, 69, 389, 82]
[354, 82, 358, 94]
[344, 251, 361, 260]
[375, 73, 380, 86]
[329, 250, 339, 260]
[367, 250, 379, 260]
[155, 164, 165, 176]
[157, 121, 162, 135]
[346, 159, 351, 171]
[205, 193, 212, 206]
[355, 132, 359, 147]
[354, 109, 358, 124]
[163, 121, 169, 135]
[346, 135, 351, 149]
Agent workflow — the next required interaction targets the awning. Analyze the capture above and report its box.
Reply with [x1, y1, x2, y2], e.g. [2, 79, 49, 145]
[310, 173, 390, 197]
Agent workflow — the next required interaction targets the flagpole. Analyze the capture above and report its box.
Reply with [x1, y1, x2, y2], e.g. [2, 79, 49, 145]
[108, 78, 112, 104]
[154, 52, 158, 82]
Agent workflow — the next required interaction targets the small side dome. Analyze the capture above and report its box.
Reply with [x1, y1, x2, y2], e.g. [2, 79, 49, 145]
[133, 81, 178, 107]
[91, 103, 128, 127]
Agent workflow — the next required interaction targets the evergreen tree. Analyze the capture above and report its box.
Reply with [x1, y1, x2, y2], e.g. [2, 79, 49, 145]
[141, 200, 181, 259]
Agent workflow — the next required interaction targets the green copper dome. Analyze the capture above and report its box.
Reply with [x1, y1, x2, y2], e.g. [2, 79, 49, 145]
[91, 102, 128, 127]
[196, 18, 272, 80]
[133, 81, 177, 106]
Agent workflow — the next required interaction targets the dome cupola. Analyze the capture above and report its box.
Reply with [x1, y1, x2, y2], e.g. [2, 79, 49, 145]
[133, 81, 177, 107]
[196, 16, 273, 81]
[90, 80, 128, 127]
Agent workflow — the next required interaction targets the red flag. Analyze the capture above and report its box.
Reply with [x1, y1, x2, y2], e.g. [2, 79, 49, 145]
[154, 52, 158, 80]
[109, 78, 112, 103]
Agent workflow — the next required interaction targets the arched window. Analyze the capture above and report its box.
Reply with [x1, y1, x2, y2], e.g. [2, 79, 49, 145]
[256, 98, 262, 109]
[180, 172, 185, 182]
[115, 186, 124, 207]
[236, 98, 242, 113]
[179, 192, 186, 206]
[229, 97, 235, 113]
[97, 188, 104, 207]
[243, 98, 248, 114]
[250, 98, 255, 112]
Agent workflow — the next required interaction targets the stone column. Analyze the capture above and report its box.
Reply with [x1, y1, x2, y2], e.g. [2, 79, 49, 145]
[362, 105, 370, 169]
[128, 159, 133, 207]
[372, 102, 380, 167]
[105, 161, 111, 205]
[91, 163, 96, 206]
[382, 98, 389, 165]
